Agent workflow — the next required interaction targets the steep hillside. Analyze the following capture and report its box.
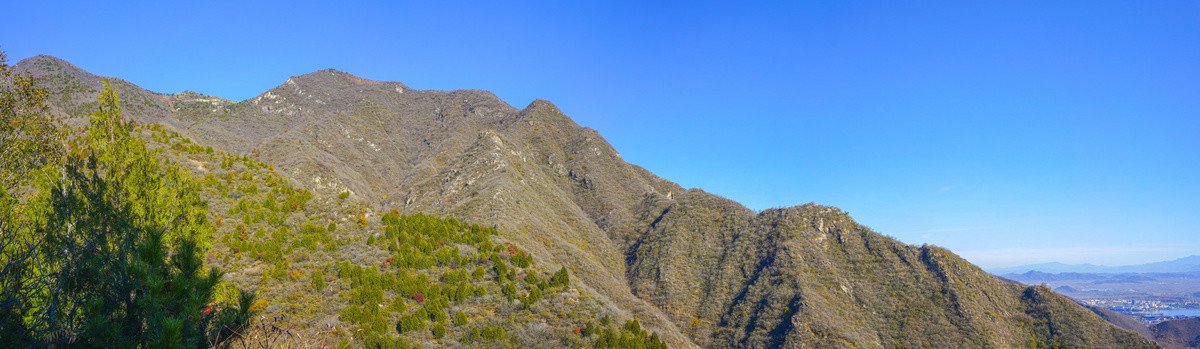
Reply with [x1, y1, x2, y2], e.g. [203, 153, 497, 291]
[1086, 305, 1155, 339]
[16, 55, 1157, 348]
[627, 196, 1153, 347]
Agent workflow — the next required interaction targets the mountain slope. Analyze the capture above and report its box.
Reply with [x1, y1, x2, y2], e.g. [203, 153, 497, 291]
[1153, 317, 1200, 349]
[1086, 305, 1156, 340]
[628, 198, 1153, 347]
[16, 55, 1157, 348]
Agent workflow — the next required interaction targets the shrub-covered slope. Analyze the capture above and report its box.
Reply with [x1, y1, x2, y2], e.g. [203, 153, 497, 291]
[1152, 317, 1200, 349]
[16, 55, 1158, 348]
[111, 119, 666, 348]
[628, 194, 1154, 348]
[1086, 305, 1155, 339]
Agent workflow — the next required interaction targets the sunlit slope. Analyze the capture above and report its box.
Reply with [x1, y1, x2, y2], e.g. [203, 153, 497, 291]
[18, 55, 1156, 348]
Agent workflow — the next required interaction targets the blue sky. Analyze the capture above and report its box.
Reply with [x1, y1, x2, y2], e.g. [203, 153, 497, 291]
[3, 1, 1197, 269]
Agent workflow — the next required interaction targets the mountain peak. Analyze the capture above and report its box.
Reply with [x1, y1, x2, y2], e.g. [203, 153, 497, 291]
[14, 54, 91, 80]
[282, 68, 411, 93]
[516, 99, 572, 126]
[250, 68, 410, 107]
[523, 99, 559, 111]
[293, 68, 381, 85]
[15, 54, 71, 67]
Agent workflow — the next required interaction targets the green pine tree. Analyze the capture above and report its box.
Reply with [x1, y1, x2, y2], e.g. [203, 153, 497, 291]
[3, 79, 254, 347]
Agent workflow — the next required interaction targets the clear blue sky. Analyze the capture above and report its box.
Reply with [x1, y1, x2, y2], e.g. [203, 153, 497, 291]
[3, 1, 1198, 269]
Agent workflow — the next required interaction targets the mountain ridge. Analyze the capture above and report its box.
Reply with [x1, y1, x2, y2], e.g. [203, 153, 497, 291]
[991, 255, 1200, 275]
[14, 54, 1158, 348]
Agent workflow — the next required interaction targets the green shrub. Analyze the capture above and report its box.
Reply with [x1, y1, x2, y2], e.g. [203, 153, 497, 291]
[262, 195, 278, 211]
[491, 253, 508, 281]
[388, 297, 407, 313]
[512, 250, 532, 268]
[551, 266, 571, 288]
[397, 309, 428, 333]
[311, 270, 326, 290]
[481, 326, 505, 341]
[501, 282, 518, 301]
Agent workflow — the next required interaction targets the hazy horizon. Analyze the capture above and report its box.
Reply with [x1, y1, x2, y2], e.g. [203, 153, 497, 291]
[987, 253, 1200, 271]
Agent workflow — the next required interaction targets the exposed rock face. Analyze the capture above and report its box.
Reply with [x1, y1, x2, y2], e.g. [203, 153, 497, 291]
[17, 55, 1158, 348]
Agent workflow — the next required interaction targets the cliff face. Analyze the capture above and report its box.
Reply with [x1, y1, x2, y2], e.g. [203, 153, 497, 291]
[17, 55, 1157, 348]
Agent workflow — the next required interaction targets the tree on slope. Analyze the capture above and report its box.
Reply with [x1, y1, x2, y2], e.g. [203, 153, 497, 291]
[0, 49, 66, 346]
[0, 66, 254, 347]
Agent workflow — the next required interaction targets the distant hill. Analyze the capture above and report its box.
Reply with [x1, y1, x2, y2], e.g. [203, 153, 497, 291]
[992, 255, 1200, 274]
[1084, 306, 1200, 349]
[13, 54, 1157, 348]
[1055, 285, 1080, 293]
[1153, 317, 1200, 348]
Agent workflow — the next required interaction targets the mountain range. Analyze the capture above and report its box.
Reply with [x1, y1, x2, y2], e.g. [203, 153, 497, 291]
[13, 55, 1158, 348]
[991, 255, 1200, 275]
